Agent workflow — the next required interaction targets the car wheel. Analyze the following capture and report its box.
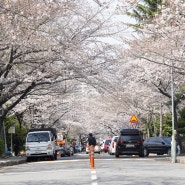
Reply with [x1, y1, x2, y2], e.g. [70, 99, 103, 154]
[26, 157, 31, 162]
[167, 148, 171, 156]
[54, 152, 57, 160]
[143, 148, 149, 157]
[157, 152, 163, 155]
[51, 153, 56, 160]
[139, 152, 144, 157]
[115, 152, 119, 158]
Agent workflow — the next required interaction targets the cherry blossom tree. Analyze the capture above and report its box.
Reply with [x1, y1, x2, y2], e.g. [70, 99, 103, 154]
[124, 0, 185, 133]
[0, 0, 130, 140]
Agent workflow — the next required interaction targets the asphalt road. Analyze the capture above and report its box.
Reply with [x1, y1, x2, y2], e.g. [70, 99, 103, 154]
[0, 152, 185, 185]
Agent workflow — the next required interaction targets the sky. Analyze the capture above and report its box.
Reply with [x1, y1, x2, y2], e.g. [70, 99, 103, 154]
[87, 0, 136, 45]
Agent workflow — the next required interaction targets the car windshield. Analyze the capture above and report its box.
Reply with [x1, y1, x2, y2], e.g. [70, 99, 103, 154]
[27, 132, 50, 142]
[163, 137, 171, 144]
[120, 135, 141, 141]
[105, 140, 111, 145]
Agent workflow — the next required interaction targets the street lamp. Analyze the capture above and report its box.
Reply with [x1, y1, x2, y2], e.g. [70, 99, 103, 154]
[0, 107, 8, 153]
[171, 61, 176, 163]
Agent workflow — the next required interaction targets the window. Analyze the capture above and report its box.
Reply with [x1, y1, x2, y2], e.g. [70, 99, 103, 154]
[27, 132, 50, 142]
[149, 137, 156, 142]
[120, 135, 141, 141]
[105, 140, 111, 145]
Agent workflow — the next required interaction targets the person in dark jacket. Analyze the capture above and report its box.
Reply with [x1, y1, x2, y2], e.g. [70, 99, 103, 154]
[174, 130, 181, 156]
[88, 133, 96, 146]
[87, 133, 97, 168]
[13, 134, 20, 156]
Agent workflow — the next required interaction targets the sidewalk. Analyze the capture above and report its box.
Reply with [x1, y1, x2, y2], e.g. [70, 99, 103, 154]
[165, 155, 185, 164]
[0, 156, 26, 168]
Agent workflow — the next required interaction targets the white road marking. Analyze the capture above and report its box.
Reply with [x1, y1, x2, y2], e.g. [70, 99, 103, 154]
[91, 170, 98, 185]
[0, 168, 88, 176]
[91, 174, 97, 180]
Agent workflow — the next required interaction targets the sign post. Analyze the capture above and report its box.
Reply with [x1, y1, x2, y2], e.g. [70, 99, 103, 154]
[8, 126, 15, 153]
[129, 114, 138, 128]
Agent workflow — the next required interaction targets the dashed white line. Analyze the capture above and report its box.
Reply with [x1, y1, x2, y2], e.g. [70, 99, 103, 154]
[91, 170, 98, 185]
[91, 174, 97, 180]
[91, 183, 98, 185]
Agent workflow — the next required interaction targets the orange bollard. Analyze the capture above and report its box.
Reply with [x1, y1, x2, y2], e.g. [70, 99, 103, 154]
[88, 145, 91, 167]
[90, 145, 95, 169]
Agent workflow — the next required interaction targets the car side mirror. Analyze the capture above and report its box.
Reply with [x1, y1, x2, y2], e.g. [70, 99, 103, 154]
[114, 139, 117, 142]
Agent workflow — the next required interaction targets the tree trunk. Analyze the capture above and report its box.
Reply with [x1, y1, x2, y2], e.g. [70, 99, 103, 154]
[159, 103, 163, 137]
[0, 117, 3, 140]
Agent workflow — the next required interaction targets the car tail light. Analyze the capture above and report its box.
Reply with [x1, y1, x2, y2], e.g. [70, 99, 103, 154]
[137, 140, 142, 144]
[112, 142, 114, 148]
[118, 140, 124, 145]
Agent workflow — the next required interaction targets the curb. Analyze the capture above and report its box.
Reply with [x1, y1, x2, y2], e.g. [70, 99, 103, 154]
[1, 156, 185, 168]
[176, 157, 185, 164]
[0, 159, 26, 167]
[161, 156, 185, 164]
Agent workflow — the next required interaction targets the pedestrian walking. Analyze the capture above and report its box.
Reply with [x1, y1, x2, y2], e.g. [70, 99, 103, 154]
[87, 133, 96, 169]
[13, 134, 20, 156]
[88, 133, 96, 147]
[71, 139, 76, 153]
[174, 130, 181, 156]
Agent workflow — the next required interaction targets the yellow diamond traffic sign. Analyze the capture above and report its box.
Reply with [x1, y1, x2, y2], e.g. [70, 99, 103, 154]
[130, 114, 138, 123]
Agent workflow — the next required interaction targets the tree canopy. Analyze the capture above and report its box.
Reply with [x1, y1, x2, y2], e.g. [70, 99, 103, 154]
[1, 0, 185, 142]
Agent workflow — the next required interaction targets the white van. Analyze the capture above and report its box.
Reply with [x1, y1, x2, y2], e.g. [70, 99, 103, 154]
[108, 136, 119, 155]
[25, 128, 58, 162]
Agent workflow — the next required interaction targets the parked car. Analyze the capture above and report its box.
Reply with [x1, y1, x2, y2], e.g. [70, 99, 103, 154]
[65, 143, 74, 156]
[115, 128, 144, 157]
[143, 137, 171, 157]
[57, 148, 66, 157]
[103, 138, 112, 153]
[108, 136, 119, 155]
[86, 144, 89, 154]
[75, 145, 82, 153]
[100, 140, 105, 152]
[94, 145, 101, 154]
[86, 144, 101, 154]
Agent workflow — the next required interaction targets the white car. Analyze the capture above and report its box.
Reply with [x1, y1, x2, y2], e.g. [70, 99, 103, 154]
[100, 140, 105, 152]
[94, 145, 101, 154]
[86, 144, 101, 154]
[108, 136, 119, 155]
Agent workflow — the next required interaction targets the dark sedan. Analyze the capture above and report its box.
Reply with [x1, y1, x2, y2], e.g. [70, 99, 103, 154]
[143, 137, 171, 156]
